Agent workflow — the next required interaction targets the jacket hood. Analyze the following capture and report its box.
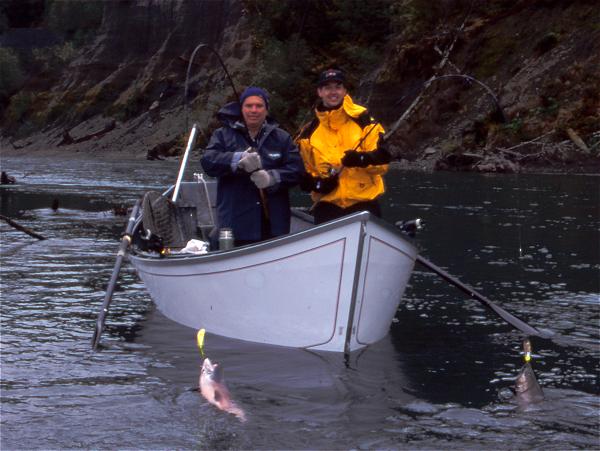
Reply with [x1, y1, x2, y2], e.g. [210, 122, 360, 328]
[315, 95, 366, 119]
[315, 95, 367, 131]
[341, 95, 367, 118]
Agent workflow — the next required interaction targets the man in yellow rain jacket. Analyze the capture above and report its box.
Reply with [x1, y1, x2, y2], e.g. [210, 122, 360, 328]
[297, 68, 392, 224]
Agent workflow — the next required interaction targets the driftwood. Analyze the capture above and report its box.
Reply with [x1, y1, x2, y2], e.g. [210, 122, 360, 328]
[58, 120, 116, 146]
[566, 128, 590, 153]
[496, 129, 599, 163]
[0, 214, 47, 240]
[497, 130, 556, 156]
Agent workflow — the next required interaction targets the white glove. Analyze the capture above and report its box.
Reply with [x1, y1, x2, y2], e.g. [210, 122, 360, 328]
[238, 149, 261, 172]
[250, 169, 275, 189]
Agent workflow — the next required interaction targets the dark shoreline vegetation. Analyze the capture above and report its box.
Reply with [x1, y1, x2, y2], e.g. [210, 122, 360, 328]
[2, 150, 597, 178]
[0, 0, 598, 174]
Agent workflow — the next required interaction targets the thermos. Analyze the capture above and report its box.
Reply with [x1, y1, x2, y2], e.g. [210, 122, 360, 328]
[218, 228, 234, 250]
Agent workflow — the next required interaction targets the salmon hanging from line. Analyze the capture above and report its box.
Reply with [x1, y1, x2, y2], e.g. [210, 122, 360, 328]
[514, 339, 544, 408]
[199, 357, 246, 422]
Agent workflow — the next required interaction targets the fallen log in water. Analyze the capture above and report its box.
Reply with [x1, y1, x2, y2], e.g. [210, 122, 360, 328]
[0, 214, 47, 240]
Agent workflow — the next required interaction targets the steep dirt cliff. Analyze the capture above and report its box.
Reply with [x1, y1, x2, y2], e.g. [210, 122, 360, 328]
[1, 0, 598, 173]
[1, 0, 252, 157]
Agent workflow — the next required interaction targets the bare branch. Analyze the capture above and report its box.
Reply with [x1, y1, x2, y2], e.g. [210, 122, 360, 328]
[386, 10, 472, 140]
[497, 129, 556, 154]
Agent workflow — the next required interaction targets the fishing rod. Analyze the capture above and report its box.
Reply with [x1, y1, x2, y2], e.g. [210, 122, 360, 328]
[184, 43, 270, 221]
[341, 69, 506, 166]
[426, 74, 507, 122]
[178, 44, 231, 209]
[184, 43, 239, 132]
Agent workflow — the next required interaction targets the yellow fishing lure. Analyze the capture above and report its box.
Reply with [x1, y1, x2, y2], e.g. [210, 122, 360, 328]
[197, 328, 206, 358]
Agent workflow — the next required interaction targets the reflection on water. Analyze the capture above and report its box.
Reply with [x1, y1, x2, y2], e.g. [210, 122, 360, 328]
[1, 156, 598, 449]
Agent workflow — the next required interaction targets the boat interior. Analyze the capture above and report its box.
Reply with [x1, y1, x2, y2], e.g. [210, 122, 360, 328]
[131, 178, 314, 256]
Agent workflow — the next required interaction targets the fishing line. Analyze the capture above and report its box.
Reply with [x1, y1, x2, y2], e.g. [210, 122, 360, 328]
[183, 43, 270, 220]
[184, 43, 240, 131]
[427, 74, 507, 122]
[517, 173, 524, 262]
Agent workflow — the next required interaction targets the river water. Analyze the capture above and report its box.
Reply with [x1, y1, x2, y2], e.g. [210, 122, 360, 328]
[1, 155, 598, 450]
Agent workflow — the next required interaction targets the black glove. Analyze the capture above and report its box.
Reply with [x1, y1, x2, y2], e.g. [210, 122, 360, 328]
[299, 172, 339, 194]
[341, 133, 392, 167]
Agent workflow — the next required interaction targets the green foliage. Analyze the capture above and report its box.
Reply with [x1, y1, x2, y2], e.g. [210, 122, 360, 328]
[332, 43, 381, 74]
[534, 32, 559, 54]
[242, 0, 395, 130]
[79, 95, 110, 121]
[327, 0, 391, 45]
[0, 47, 24, 101]
[5, 91, 33, 124]
[474, 36, 516, 79]
[389, 0, 437, 36]
[46, 101, 70, 124]
[31, 42, 77, 74]
[534, 97, 559, 117]
[389, 0, 473, 37]
[247, 35, 313, 128]
[106, 88, 146, 122]
[502, 116, 523, 135]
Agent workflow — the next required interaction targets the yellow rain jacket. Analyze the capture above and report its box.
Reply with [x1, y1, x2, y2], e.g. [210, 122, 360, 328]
[297, 95, 387, 209]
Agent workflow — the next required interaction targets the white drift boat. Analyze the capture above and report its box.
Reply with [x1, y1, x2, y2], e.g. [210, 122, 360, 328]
[128, 181, 417, 353]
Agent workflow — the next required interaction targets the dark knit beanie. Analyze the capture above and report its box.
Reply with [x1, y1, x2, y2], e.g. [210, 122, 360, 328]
[239, 87, 269, 109]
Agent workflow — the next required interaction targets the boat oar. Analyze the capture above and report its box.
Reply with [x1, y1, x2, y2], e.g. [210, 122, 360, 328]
[415, 255, 550, 338]
[92, 199, 141, 350]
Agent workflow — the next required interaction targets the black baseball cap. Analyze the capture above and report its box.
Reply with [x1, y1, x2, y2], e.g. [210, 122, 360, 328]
[317, 69, 345, 87]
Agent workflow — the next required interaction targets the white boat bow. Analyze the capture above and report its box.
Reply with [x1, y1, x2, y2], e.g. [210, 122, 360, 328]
[129, 182, 417, 353]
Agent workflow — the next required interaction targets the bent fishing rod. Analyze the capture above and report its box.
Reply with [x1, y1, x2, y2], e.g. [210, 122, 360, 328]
[350, 71, 505, 153]
[184, 43, 239, 132]
[184, 43, 270, 220]
[319, 92, 543, 339]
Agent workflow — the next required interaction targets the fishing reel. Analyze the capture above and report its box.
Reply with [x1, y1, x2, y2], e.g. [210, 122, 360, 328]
[138, 228, 165, 254]
[395, 218, 424, 238]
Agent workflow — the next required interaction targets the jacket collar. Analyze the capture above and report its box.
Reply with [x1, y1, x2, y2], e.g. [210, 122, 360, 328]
[217, 101, 278, 145]
[315, 95, 367, 130]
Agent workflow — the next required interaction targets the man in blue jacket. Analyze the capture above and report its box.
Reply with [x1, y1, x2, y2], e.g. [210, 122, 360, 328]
[201, 87, 304, 246]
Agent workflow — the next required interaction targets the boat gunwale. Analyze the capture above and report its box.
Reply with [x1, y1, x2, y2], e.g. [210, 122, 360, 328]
[129, 210, 418, 265]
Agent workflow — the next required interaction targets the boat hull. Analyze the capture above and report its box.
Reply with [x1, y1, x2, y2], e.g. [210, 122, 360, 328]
[130, 209, 416, 352]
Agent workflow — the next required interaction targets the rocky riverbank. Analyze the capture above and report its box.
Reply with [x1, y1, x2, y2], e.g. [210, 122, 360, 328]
[1, 0, 598, 174]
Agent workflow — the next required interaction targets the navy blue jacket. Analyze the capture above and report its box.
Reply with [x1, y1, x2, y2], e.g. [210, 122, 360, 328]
[200, 102, 304, 242]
